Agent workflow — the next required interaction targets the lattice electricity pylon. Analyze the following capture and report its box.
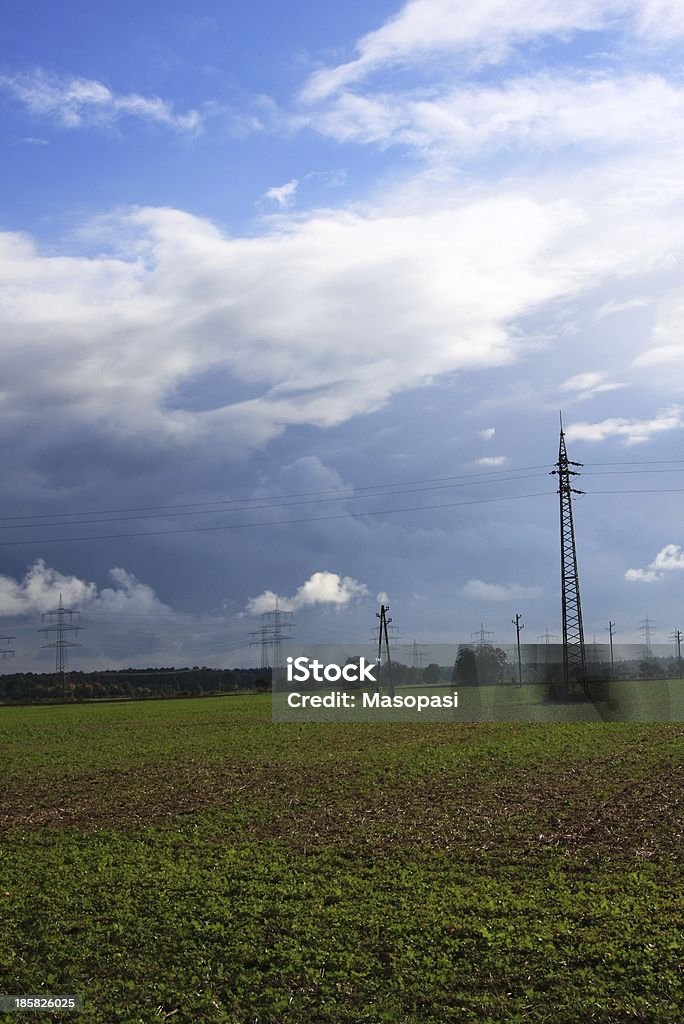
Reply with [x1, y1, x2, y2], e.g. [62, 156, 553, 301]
[401, 639, 427, 671]
[254, 598, 293, 688]
[0, 634, 15, 660]
[248, 623, 271, 670]
[471, 622, 495, 646]
[639, 615, 656, 658]
[40, 593, 82, 694]
[551, 416, 587, 695]
[672, 628, 683, 678]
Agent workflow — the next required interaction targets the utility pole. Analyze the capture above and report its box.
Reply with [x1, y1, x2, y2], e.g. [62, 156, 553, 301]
[671, 628, 682, 678]
[607, 621, 616, 680]
[376, 604, 395, 698]
[512, 613, 524, 687]
[551, 413, 587, 696]
[40, 594, 82, 695]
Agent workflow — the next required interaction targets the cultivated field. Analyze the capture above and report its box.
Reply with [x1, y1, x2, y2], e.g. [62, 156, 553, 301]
[0, 697, 682, 1023]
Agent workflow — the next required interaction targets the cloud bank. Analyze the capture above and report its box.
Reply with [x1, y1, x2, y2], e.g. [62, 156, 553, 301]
[0, 560, 174, 617]
[302, 0, 684, 102]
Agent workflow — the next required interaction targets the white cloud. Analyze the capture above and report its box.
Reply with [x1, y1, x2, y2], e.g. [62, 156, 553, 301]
[0, 560, 174, 617]
[559, 371, 627, 401]
[377, 591, 390, 605]
[305, 74, 684, 156]
[560, 372, 607, 392]
[625, 543, 684, 583]
[633, 291, 684, 368]
[479, 427, 496, 440]
[244, 571, 368, 615]
[0, 196, 590, 450]
[301, 0, 684, 102]
[12, 136, 49, 146]
[263, 179, 299, 209]
[4, 143, 684, 458]
[0, 68, 201, 133]
[597, 297, 650, 317]
[462, 579, 542, 601]
[565, 406, 683, 445]
[476, 455, 507, 466]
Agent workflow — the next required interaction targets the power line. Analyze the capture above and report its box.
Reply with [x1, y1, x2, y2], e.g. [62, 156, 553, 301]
[2, 459, 681, 527]
[0, 490, 554, 548]
[0, 464, 552, 523]
[0, 483, 682, 551]
[0, 471, 553, 531]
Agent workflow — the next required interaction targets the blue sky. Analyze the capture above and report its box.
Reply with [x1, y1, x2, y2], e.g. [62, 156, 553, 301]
[2, 0, 684, 670]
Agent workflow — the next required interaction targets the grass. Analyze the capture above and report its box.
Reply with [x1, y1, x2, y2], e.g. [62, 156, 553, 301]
[0, 697, 682, 1023]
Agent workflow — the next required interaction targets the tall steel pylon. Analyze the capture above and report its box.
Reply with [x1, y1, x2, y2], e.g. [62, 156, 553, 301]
[551, 416, 587, 694]
[40, 593, 82, 694]
[249, 623, 271, 671]
[251, 598, 293, 688]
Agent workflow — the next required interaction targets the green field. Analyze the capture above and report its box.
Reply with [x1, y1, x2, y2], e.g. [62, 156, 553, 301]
[0, 697, 682, 1023]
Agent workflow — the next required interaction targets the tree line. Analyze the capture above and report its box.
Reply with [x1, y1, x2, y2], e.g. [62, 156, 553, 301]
[0, 667, 272, 704]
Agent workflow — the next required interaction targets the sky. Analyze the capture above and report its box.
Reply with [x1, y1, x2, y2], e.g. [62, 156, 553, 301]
[2, 0, 684, 671]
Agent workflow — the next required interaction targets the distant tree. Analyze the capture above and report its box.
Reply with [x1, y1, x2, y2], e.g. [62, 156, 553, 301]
[453, 647, 478, 686]
[638, 659, 662, 680]
[423, 663, 442, 685]
[474, 644, 509, 684]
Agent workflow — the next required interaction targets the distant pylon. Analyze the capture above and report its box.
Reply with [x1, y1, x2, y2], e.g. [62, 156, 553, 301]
[639, 615, 655, 658]
[537, 628, 559, 645]
[260, 626, 270, 671]
[471, 622, 494, 646]
[249, 623, 271, 670]
[401, 639, 427, 670]
[0, 634, 15, 659]
[672, 628, 682, 678]
[40, 593, 82, 694]
[551, 414, 587, 694]
[251, 597, 293, 688]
